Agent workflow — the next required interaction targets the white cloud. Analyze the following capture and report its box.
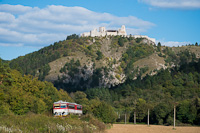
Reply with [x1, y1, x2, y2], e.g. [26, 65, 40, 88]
[0, 12, 15, 22]
[0, 42, 23, 47]
[138, 0, 200, 9]
[0, 4, 39, 14]
[156, 40, 190, 47]
[0, 4, 155, 47]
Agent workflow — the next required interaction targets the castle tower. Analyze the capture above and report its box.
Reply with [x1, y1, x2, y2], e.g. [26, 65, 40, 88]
[99, 27, 106, 36]
[121, 25, 127, 36]
[99, 27, 106, 33]
[121, 25, 126, 31]
[118, 25, 127, 36]
[90, 28, 99, 37]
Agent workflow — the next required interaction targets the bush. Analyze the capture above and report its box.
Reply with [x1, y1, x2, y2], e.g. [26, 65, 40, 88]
[81, 114, 106, 131]
[118, 37, 124, 47]
[96, 50, 103, 60]
[165, 116, 173, 126]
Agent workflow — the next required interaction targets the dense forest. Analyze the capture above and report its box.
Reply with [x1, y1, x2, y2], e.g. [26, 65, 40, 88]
[84, 60, 200, 125]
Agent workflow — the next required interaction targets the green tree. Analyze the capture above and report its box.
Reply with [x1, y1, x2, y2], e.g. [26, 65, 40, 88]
[153, 103, 172, 124]
[0, 63, 73, 115]
[96, 50, 103, 60]
[118, 37, 124, 47]
[177, 100, 197, 124]
[136, 98, 148, 122]
[66, 34, 79, 40]
[74, 91, 87, 103]
[193, 97, 200, 125]
[157, 42, 161, 52]
[92, 101, 117, 123]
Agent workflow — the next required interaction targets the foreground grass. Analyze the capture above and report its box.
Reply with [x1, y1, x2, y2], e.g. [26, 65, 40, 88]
[0, 113, 107, 133]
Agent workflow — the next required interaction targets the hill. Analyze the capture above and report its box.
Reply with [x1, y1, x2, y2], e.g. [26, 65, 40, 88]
[9, 35, 200, 91]
[3, 35, 200, 126]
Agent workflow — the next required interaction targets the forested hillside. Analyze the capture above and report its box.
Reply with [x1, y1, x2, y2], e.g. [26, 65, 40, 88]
[6, 35, 200, 126]
[0, 59, 74, 115]
[9, 35, 200, 91]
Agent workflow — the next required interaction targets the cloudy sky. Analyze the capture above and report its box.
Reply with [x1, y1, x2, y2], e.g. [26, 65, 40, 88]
[0, 0, 200, 60]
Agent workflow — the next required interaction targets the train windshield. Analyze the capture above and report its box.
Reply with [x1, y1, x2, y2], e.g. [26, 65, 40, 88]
[54, 104, 60, 108]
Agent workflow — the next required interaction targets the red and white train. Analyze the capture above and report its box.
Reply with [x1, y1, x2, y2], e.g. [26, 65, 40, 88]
[53, 100, 82, 116]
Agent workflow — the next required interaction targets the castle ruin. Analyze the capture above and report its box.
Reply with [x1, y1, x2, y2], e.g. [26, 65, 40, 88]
[81, 25, 127, 37]
[80, 25, 155, 43]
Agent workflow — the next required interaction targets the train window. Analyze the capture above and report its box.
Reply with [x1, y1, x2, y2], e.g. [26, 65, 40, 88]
[68, 104, 75, 109]
[77, 106, 82, 110]
[54, 104, 60, 108]
[61, 104, 67, 108]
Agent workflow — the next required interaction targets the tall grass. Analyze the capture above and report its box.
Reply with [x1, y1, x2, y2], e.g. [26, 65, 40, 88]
[0, 113, 106, 133]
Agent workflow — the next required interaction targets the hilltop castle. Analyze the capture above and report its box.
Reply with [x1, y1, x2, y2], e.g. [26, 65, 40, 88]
[80, 25, 155, 43]
[81, 25, 127, 37]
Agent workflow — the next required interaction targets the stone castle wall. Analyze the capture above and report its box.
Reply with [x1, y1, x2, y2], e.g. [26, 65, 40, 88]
[81, 25, 127, 37]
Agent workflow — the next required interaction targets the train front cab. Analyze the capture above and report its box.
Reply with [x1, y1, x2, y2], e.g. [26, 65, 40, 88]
[53, 102, 69, 117]
[53, 101, 83, 117]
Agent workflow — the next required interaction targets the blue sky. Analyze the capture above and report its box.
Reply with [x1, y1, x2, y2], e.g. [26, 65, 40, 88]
[0, 0, 200, 60]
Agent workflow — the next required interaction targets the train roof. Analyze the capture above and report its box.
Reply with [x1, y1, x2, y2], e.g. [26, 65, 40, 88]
[53, 100, 82, 106]
[54, 100, 69, 104]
